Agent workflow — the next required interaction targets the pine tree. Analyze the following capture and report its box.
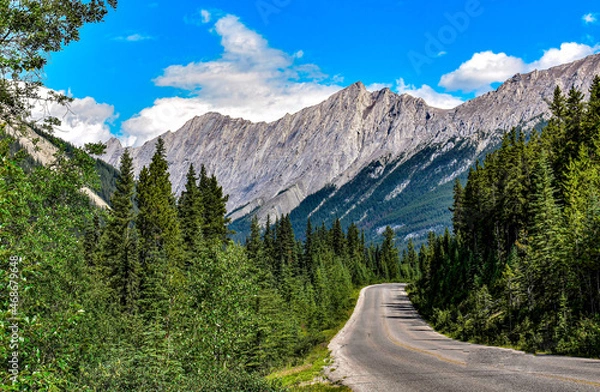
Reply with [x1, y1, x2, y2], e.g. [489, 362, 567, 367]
[246, 215, 262, 262]
[101, 148, 141, 313]
[303, 218, 314, 280]
[405, 238, 418, 279]
[178, 164, 204, 252]
[526, 151, 567, 317]
[275, 214, 296, 276]
[137, 138, 182, 263]
[584, 75, 600, 152]
[199, 165, 231, 243]
[331, 218, 346, 257]
[381, 226, 400, 281]
[83, 212, 102, 267]
[263, 215, 276, 272]
[563, 87, 586, 169]
[450, 178, 465, 235]
[135, 138, 185, 318]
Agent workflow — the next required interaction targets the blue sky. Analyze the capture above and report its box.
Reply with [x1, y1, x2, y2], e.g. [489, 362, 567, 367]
[40, 0, 599, 146]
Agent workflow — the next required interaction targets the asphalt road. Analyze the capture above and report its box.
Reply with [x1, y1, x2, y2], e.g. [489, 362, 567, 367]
[327, 283, 600, 391]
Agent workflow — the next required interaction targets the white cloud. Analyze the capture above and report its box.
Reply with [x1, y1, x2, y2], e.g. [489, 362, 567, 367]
[583, 13, 597, 24]
[365, 83, 392, 92]
[122, 14, 341, 146]
[396, 78, 463, 109]
[530, 42, 599, 70]
[439, 51, 525, 94]
[115, 33, 153, 42]
[30, 88, 117, 146]
[201, 9, 211, 23]
[439, 42, 600, 94]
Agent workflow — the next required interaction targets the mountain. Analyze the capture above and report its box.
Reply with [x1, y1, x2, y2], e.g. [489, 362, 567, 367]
[5, 125, 113, 209]
[100, 54, 600, 244]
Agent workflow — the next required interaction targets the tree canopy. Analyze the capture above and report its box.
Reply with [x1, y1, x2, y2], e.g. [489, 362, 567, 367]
[0, 0, 117, 129]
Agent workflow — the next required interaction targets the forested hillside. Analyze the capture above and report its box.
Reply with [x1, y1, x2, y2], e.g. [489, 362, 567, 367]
[411, 78, 600, 357]
[0, 131, 412, 390]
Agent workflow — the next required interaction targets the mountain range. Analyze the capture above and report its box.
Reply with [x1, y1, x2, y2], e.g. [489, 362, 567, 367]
[100, 54, 600, 244]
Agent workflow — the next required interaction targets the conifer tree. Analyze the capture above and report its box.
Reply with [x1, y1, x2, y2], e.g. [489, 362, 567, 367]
[101, 148, 140, 312]
[83, 213, 102, 267]
[381, 226, 400, 280]
[246, 215, 263, 265]
[303, 218, 314, 279]
[275, 214, 296, 276]
[331, 218, 346, 257]
[178, 164, 204, 252]
[199, 164, 231, 243]
[405, 238, 418, 279]
[137, 138, 182, 262]
[263, 214, 276, 272]
[135, 138, 184, 319]
[525, 151, 567, 318]
[450, 178, 465, 235]
[584, 75, 600, 152]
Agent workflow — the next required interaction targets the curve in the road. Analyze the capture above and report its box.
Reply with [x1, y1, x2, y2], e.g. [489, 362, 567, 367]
[327, 283, 600, 392]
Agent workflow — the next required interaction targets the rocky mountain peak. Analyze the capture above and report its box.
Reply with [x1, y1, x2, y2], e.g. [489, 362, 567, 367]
[100, 53, 600, 228]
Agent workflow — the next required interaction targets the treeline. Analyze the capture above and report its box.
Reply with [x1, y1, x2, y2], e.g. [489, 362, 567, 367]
[410, 78, 600, 357]
[1, 133, 412, 390]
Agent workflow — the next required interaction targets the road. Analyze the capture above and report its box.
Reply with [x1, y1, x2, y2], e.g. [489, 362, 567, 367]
[327, 283, 600, 391]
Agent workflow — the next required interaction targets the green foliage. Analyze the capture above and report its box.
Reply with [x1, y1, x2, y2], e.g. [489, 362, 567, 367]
[28, 126, 118, 204]
[1, 129, 396, 390]
[199, 164, 231, 244]
[0, 0, 117, 130]
[411, 81, 600, 358]
[178, 164, 204, 251]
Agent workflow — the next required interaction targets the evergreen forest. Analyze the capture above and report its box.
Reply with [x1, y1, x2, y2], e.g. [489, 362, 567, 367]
[0, 132, 411, 390]
[410, 79, 600, 357]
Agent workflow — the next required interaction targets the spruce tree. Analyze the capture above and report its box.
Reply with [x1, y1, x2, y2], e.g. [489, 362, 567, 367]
[135, 138, 184, 319]
[83, 213, 102, 267]
[526, 151, 567, 317]
[584, 75, 600, 152]
[302, 218, 314, 279]
[381, 226, 400, 280]
[178, 164, 204, 252]
[246, 215, 263, 263]
[405, 238, 418, 279]
[331, 218, 346, 257]
[263, 214, 276, 272]
[450, 178, 465, 235]
[101, 148, 140, 313]
[199, 164, 230, 243]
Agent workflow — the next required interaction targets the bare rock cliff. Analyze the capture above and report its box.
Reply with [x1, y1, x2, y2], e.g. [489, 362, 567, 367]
[100, 54, 600, 223]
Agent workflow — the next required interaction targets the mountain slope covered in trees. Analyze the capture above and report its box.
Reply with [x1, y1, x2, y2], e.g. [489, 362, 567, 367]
[410, 79, 600, 357]
[103, 54, 600, 245]
[1, 130, 413, 390]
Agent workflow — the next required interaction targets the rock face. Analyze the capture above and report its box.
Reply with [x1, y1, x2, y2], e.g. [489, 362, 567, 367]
[101, 54, 600, 229]
[5, 125, 111, 209]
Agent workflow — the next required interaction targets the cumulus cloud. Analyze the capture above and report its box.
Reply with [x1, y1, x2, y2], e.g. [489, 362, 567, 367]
[396, 78, 463, 109]
[530, 42, 599, 70]
[439, 51, 525, 94]
[30, 88, 117, 146]
[122, 14, 341, 146]
[439, 42, 600, 94]
[583, 13, 597, 24]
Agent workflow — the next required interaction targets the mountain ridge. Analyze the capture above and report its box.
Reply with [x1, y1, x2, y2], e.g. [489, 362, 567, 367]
[100, 54, 600, 238]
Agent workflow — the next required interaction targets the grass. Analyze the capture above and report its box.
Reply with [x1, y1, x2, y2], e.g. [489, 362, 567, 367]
[266, 290, 362, 392]
[266, 345, 350, 391]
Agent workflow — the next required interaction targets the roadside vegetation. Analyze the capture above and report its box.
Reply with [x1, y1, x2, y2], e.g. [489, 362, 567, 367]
[1, 129, 415, 389]
[410, 80, 600, 358]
